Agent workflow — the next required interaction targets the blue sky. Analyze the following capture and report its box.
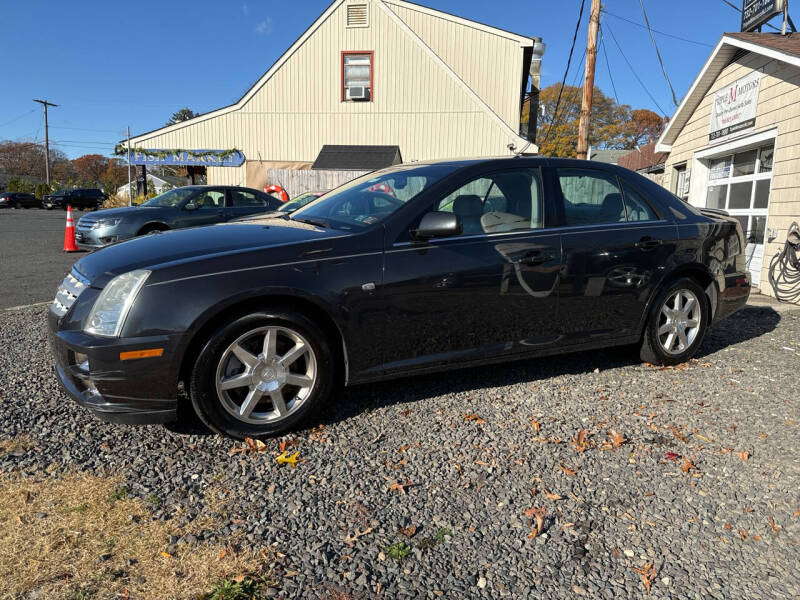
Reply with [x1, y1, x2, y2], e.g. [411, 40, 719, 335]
[0, 0, 778, 158]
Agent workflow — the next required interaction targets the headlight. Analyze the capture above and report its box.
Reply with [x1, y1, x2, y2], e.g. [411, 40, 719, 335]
[93, 218, 121, 228]
[85, 270, 150, 337]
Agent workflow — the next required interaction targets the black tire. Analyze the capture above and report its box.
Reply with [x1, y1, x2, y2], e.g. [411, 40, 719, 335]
[13, 201, 21, 210]
[640, 277, 709, 366]
[137, 224, 168, 236]
[189, 309, 335, 439]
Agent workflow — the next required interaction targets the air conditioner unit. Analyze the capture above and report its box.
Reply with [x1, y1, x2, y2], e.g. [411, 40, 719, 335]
[348, 86, 367, 100]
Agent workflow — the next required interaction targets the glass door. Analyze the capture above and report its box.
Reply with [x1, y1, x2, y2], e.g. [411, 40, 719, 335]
[704, 143, 773, 286]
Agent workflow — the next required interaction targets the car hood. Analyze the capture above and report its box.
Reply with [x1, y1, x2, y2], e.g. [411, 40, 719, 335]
[74, 218, 345, 286]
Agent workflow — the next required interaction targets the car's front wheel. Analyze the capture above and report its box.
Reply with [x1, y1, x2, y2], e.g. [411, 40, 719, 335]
[189, 309, 334, 439]
[640, 278, 709, 366]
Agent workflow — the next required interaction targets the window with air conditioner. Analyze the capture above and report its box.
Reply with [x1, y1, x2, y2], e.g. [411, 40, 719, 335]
[342, 52, 372, 101]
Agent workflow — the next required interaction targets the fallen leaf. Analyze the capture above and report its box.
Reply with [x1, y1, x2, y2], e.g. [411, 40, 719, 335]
[400, 409, 412, 417]
[388, 481, 415, 495]
[681, 456, 697, 473]
[793, 510, 800, 517]
[724, 523, 732, 530]
[739, 529, 748, 541]
[768, 517, 781, 533]
[664, 452, 680, 462]
[669, 426, 688, 443]
[631, 562, 656, 594]
[752, 534, 762, 541]
[160, 551, 172, 559]
[544, 489, 563, 501]
[461, 413, 486, 424]
[219, 548, 227, 559]
[525, 506, 546, 538]
[559, 462, 577, 476]
[276, 450, 300, 468]
[530, 419, 541, 432]
[571, 429, 589, 453]
[343, 526, 375, 546]
[737, 451, 750, 461]
[607, 430, 627, 449]
[398, 525, 417, 538]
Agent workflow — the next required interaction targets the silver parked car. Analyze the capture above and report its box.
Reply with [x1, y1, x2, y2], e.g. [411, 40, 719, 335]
[75, 185, 281, 250]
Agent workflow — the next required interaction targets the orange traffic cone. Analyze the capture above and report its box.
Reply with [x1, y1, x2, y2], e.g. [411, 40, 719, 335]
[63, 205, 79, 252]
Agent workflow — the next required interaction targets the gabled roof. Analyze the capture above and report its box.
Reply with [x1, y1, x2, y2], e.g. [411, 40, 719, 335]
[312, 145, 402, 170]
[657, 32, 800, 152]
[589, 149, 628, 164]
[129, 0, 535, 151]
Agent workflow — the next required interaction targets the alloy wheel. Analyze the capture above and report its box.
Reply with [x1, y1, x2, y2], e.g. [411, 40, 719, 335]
[215, 325, 317, 424]
[657, 289, 701, 355]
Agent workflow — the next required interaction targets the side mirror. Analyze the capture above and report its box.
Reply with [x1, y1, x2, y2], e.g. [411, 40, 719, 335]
[412, 211, 462, 240]
[184, 201, 198, 211]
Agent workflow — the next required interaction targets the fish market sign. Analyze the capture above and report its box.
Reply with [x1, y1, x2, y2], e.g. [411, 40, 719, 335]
[741, 0, 784, 32]
[709, 71, 762, 142]
[128, 149, 246, 167]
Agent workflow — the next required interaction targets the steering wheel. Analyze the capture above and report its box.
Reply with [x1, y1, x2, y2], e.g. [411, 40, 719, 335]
[368, 191, 403, 210]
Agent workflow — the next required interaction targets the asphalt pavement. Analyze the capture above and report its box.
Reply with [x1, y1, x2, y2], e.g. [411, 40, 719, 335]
[0, 207, 88, 309]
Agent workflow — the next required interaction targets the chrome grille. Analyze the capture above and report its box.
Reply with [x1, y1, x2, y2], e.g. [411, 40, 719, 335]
[52, 270, 89, 317]
[76, 216, 97, 231]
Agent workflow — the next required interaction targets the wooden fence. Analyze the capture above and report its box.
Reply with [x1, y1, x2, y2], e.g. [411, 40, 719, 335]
[265, 168, 369, 198]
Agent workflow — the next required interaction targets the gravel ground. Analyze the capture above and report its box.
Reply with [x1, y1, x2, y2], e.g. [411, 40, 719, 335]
[0, 209, 87, 309]
[1, 303, 799, 599]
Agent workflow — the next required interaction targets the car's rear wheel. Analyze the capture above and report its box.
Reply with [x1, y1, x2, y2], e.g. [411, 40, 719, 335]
[189, 309, 334, 439]
[640, 277, 709, 365]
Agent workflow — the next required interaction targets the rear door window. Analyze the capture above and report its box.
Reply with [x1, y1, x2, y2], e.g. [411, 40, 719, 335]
[556, 168, 625, 226]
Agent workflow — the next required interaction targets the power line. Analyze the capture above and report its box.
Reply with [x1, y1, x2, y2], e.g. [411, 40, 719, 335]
[721, 0, 781, 31]
[605, 22, 667, 116]
[541, 0, 586, 150]
[50, 125, 126, 134]
[599, 26, 620, 104]
[638, 0, 679, 107]
[602, 10, 713, 47]
[0, 108, 38, 129]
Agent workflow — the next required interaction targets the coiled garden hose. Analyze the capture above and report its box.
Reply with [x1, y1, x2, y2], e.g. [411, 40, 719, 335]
[769, 221, 800, 304]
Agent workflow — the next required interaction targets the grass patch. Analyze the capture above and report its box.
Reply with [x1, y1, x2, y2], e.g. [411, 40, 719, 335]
[0, 434, 35, 456]
[418, 527, 453, 550]
[108, 485, 129, 502]
[146, 493, 162, 507]
[0, 472, 277, 599]
[382, 542, 411, 562]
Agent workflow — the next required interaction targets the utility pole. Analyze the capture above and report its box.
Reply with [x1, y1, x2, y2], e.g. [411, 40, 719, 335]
[126, 126, 132, 207]
[33, 99, 58, 186]
[576, 0, 601, 160]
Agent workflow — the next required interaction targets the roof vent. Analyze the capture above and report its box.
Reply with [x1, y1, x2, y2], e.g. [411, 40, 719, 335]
[346, 3, 369, 28]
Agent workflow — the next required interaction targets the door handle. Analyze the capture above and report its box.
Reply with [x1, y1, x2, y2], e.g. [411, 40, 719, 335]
[519, 250, 555, 265]
[635, 238, 662, 250]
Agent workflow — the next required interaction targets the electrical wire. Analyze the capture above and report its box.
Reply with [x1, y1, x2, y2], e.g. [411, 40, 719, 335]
[602, 10, 713, 47]
[50, 125, 125, 134]
[605, 22, 667, 116]
[599, 26, 620, 105]
[721, 0, 782, 31]
[540, 0, 586, 150]
[638, 0, 679, 107]
[548, 48, 587, 156]
[0, 108, 37, 129]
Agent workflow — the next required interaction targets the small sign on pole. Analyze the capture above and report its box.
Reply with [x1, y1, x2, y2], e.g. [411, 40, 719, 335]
[741, 0, 785, 32]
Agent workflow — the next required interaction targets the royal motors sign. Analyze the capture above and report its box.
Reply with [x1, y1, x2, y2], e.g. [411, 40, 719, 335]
[741, 0, 785, 32]
[709, 70, 762, 142]
[127, 150, 246, 167]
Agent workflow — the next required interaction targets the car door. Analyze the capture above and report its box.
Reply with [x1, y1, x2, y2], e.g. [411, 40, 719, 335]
[227, 188, 281, 220]
[177, 188, 227, 228]
[551, 166, 678, 343]
[380, 167, 562, 373]
[22, 193, 36, 207]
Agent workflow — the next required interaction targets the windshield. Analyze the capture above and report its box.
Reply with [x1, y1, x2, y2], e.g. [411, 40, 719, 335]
[290, 164, 458, 230]
[278, 192, 321, 213]
[141, 187, 197, 208]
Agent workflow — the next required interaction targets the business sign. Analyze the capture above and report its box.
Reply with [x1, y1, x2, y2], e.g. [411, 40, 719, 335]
[127, 150, 246, 167]
[709, 70, 762, 141]
[741, 0, 784, 32]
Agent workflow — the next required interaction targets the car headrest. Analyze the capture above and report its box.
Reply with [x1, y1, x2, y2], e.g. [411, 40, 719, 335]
[453, 195, 483, 216]
[600, 193, 624, 221]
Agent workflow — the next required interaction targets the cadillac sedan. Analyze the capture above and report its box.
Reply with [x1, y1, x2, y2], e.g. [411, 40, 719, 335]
[49, 157, 751, 439]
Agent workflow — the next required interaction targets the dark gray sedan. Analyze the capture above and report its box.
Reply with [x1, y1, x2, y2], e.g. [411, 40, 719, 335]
[75, 185, 282, 250]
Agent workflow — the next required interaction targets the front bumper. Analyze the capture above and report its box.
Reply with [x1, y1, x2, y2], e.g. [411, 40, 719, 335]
[49, 314, 180, 425]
